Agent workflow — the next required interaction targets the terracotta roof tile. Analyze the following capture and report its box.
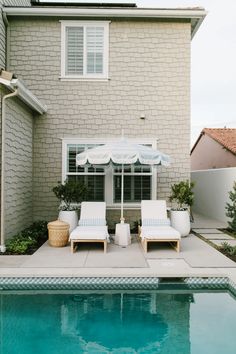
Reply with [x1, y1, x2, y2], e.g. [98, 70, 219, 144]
[203, 128, 236, 154]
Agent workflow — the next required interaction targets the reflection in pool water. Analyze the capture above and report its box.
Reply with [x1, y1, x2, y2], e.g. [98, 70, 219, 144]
[1, 290, 235, 353]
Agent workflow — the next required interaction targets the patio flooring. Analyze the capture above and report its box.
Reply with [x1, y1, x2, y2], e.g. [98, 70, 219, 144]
[0, 213, 236, 284]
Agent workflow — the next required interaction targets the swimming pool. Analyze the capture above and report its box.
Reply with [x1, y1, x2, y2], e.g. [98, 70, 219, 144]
[1, 280, 236, 354]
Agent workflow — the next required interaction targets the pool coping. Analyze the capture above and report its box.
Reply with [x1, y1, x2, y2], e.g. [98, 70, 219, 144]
[0, 276, 236, 295]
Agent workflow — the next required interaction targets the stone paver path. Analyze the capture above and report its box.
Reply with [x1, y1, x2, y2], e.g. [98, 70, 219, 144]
[200, 233, 234, 240]
[192, 228, 223, 234]
[194, 227, 236, 251]
[211, 239, 236, 247]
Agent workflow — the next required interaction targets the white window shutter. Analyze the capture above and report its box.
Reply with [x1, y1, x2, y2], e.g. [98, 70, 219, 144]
[86, 26, 104, 74]
[66, 26, 84, 75]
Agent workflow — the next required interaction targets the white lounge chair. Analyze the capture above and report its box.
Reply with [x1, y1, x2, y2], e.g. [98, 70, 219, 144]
[139, 200, 181, 253]
[70, 202, 110, 253]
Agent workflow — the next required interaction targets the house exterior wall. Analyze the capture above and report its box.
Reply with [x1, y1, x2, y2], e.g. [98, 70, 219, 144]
[0, 0, 31, 68]
[8, 17, 191, 225]
[191, 134, 236, 170]
[4, 97, 34, 238]
[0, 0, 5, 69]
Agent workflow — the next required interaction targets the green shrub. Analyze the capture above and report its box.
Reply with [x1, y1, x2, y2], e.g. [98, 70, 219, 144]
[52, 179, 88, 211]
[23, 221, 48, 241]
[220, 241, 232, 253]
[6, 235, 37, 254]
[225, 181, 236, 232]
[220, 242, 236, 257]
[6, 221, 48, 255]
[169, 180, 195, 210]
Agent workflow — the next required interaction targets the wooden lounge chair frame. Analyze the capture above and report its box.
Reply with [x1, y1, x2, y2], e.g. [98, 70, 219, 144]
[138, 225, 180, 253]
[139, 200, 181, 253]
[71, 239, 107, 253]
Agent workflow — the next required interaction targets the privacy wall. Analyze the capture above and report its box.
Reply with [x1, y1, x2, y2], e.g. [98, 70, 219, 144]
[191, 168, 236, 223]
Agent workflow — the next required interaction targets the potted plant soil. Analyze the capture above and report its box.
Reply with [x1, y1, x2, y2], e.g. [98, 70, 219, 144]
[52, 179, 88, 233]
[169, 180, 195, 237]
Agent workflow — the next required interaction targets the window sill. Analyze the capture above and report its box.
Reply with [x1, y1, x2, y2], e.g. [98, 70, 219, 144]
[59, 76, 110, 82]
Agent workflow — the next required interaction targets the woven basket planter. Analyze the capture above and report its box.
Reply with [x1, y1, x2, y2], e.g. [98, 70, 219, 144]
[47, 220, 70, 247]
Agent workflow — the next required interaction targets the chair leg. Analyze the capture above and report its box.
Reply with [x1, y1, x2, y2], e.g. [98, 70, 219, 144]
[176, 240, 180, 252]
[71, 241, 75, 253]
[138, 225, 141, 237]
[142, 239, 148, 253]
[104, 240, 107, 253]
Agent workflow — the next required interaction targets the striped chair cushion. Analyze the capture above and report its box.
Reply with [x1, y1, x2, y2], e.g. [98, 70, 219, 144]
[142, 218, 170, 226]
[78, 218, 106, 226]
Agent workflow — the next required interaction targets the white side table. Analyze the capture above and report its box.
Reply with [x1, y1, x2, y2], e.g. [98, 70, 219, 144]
[115, 223, 131, 247]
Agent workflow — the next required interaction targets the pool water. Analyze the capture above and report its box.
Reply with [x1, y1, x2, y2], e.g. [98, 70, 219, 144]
[0, 289, 236, 354]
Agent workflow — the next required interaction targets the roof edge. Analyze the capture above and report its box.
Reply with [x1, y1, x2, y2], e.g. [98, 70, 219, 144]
[2, 6, 207, 38]
[0, 76, 47, 115]
[190, 130, 204, 155]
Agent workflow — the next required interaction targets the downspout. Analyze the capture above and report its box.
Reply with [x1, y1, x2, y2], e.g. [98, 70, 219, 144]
[0, 89, 18, 252]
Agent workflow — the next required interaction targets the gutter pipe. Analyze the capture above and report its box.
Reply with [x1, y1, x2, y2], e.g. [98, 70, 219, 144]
[0, 89, 18, 253]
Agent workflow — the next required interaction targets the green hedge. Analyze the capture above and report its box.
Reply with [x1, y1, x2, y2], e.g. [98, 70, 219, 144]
[6, 221, 48, 255]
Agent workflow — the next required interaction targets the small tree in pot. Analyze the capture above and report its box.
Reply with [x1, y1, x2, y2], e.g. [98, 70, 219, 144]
[52, 179, 88, 233]
[169, 180, 195, 237]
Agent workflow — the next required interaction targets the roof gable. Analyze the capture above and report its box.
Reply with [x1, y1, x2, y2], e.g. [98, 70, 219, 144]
[191, 128, 236, 155]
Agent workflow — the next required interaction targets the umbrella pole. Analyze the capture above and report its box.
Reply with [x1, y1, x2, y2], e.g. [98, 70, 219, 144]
[120, 164, 125, 224]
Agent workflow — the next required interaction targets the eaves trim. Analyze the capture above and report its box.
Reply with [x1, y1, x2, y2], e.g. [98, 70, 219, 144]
[0, 77, 47, 115]
[3, 6, 207, 38]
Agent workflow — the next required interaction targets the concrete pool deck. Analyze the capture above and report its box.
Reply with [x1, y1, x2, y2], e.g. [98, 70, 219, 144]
[0, 214, 236, 285]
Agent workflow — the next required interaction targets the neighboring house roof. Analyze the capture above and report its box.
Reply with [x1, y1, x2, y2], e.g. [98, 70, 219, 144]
[191, 128, 236, 155]
[2, 5, 207, 38]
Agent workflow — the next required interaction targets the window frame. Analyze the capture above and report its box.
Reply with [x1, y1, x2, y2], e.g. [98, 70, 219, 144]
[62, 138, 158, 208]
[60, 20, 110, 81]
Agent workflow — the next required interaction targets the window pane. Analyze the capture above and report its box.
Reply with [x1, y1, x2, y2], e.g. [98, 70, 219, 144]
[114, 166, 132, 173]
[68, 175, 104, 201]
[66, 27, 84, 75]
[134, 165, 151, 173]
[87, 175, 104, 201]
[114, 175, 151, 203]
[86, 27, 104, 74]
[134, 176, 151, 201]
[67, 145, 85, 173]
[67, 145, 77, 172]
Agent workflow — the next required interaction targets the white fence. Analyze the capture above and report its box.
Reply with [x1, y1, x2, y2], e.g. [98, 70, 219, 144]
[191, 167, 236, 222]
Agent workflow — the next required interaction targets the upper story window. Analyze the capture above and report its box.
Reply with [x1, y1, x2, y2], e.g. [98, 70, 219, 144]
[60, 21, 109, 80]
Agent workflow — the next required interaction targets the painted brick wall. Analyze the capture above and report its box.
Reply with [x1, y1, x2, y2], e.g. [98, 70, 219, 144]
[4, 97, 33, 238]
[8, 18, 191, 224]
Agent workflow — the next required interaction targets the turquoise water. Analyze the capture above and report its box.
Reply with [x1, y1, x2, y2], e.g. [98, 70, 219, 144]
[0, 290, 236, 354]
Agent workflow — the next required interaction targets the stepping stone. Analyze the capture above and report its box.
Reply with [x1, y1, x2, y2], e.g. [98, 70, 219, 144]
[192, 228, 223, 234]
[211, 239, 236, 247]
[200, 233, 234, 240]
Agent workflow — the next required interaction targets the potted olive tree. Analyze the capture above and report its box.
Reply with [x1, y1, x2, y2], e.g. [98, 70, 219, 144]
[52, 179, 88, 233]
[169, 180, 195, 237]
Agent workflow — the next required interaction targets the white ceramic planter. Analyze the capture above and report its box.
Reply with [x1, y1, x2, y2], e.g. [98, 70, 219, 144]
[58, 210, 78, 234]
[170, 210, 190, 237]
